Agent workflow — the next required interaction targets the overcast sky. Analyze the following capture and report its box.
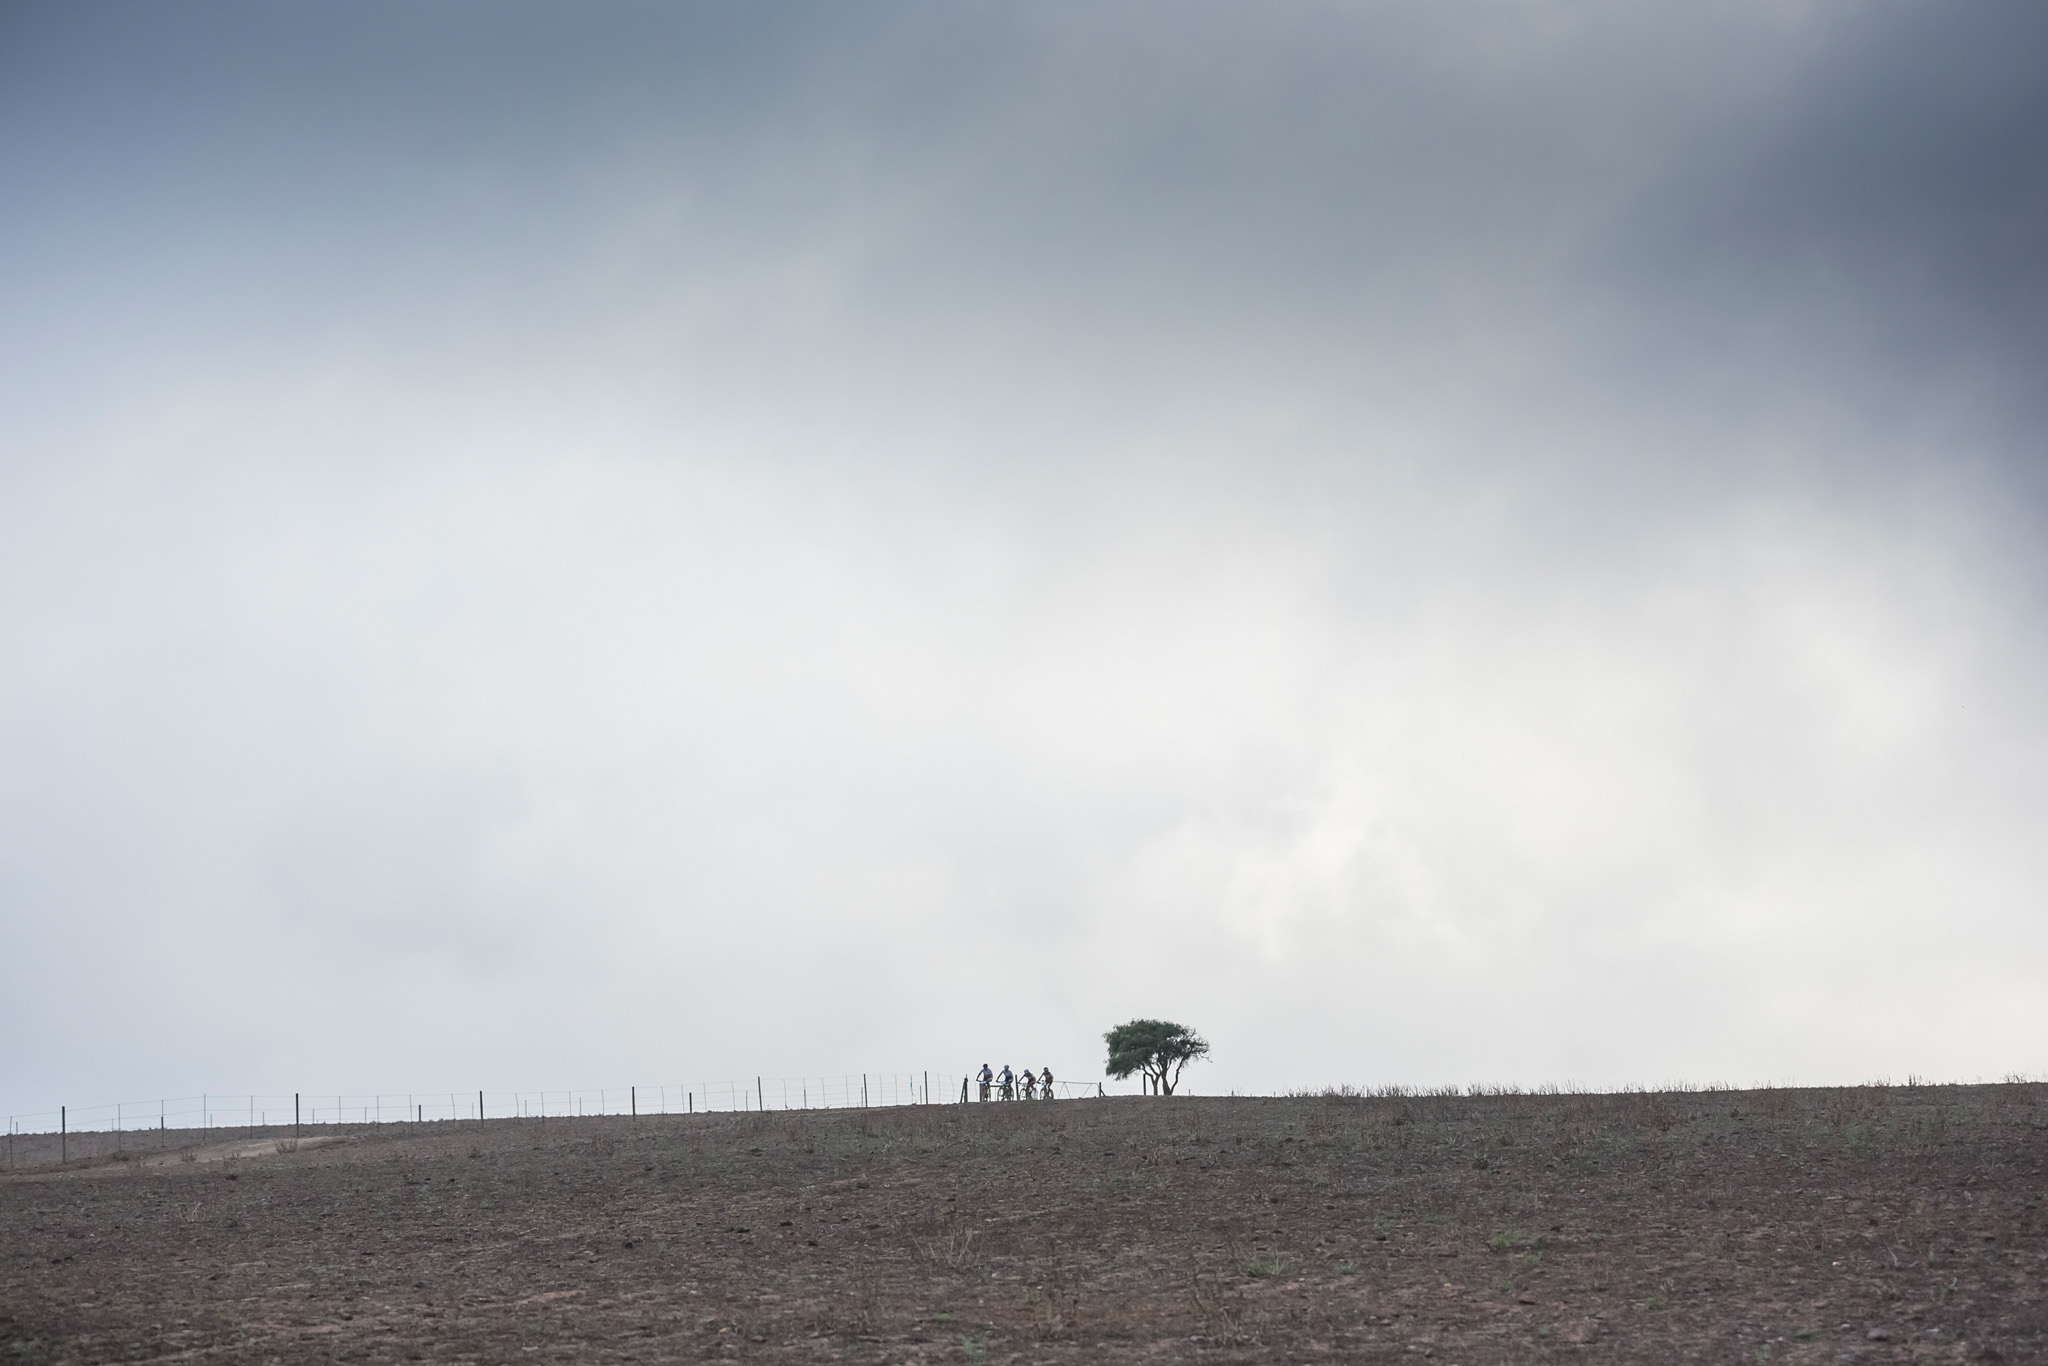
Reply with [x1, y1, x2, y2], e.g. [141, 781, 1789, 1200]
[4, 1, 2046, 1116]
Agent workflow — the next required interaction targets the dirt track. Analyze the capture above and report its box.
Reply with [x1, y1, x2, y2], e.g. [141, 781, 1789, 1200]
[4, 1085, 2045, 1362]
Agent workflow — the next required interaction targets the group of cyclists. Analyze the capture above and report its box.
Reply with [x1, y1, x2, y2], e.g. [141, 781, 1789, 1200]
[977, 1062, 1055, 1101]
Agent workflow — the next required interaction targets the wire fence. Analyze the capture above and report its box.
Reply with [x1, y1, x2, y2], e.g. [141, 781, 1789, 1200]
[4, 1071, 1120, 1151]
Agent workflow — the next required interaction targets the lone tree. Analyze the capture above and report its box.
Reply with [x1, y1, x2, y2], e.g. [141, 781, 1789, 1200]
[1104, 1019, 1210, 1096]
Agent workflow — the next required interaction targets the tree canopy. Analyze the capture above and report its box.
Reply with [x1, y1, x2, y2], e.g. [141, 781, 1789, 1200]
[1103, 1019, 1210, 1096]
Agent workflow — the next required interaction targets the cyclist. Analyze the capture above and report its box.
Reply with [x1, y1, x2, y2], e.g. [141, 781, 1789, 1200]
[977, 1063, 993, 1102]
[998, 1064, 1015, 1101]
[1021, 1070, 1038, 1100]
[1039, 1066, 1055, 1098]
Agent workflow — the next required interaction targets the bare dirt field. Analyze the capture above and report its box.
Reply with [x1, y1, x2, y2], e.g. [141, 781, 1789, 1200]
[4, 1084, 2045, 1363]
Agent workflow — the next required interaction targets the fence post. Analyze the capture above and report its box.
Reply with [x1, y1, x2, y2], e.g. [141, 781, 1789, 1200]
[924, 1071, 929, 1105]
[757, 1077, 764, 1111]
[295, 1093, 300, 1139]
[478, 1090, 485, 1129]
[60, 1106, 66, 1165]
[631, 1086, 637, 1118]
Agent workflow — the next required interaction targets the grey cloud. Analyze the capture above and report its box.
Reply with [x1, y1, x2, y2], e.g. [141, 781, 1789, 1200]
[259, 771, 527, 975]
[1603, 1, 2048, 453]
[2, 2, 2045, 1111]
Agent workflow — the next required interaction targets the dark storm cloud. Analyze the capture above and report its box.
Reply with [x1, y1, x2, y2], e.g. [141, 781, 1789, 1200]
[10, 1, 2038, 445]
[0, 6, 1784, 381]
[1606, 1, 2048, 459]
